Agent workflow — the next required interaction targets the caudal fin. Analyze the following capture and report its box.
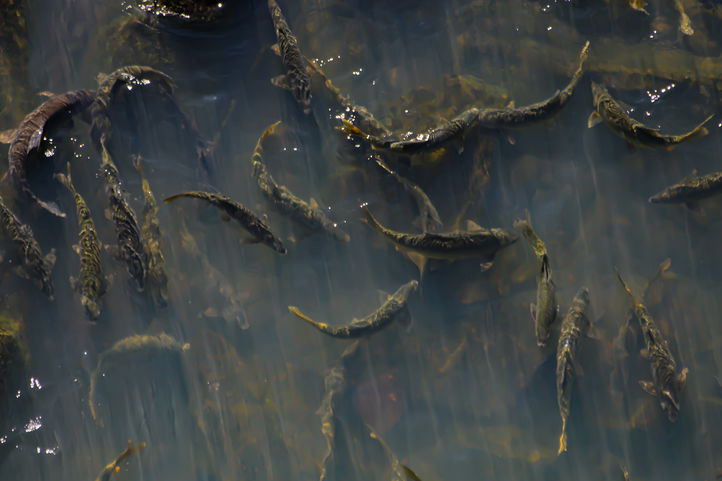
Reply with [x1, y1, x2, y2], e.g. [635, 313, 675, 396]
[679, 115, 714, 143]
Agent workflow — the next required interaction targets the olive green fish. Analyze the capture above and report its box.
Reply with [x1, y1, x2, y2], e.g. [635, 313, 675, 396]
[556, 287, 590, 455]
[0, 195, 55, 298]
[514, 210, 558, 347]
[268, 0, 311, 113]
[55, 163, 106, 320]
[588, 82, 712, 149]
[362, 206, 517, 275]
[88, 333, 189, 426]
[164, 191, 287, 254]
[99, 141, 148, 291]
[251, 121, 350, 242]
[289, 279, 418, 338]
[94, 441, 147, 481]
[617, 269, 688, 422]
[649, 169, 722, 209]
[133, 156, 169, 308]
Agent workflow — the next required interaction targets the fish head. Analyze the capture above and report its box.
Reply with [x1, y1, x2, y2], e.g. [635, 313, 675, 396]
[266, 234, 287, 254]
[491, 227, 518, 247]
[590, 82, 605, 102]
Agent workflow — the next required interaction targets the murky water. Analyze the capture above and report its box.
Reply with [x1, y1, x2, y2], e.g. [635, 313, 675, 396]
[2, 0, 722, 480]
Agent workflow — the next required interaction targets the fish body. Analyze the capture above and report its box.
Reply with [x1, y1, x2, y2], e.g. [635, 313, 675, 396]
[251, 122, 350, 242]
[164, 191, 287, 254]
[99, 142, 148, 291]
[514, 213, 558, 347]
[617, 271, 687, 422]
[589, 82, 711, 149]
[289, 280, 418, 338]
[133, 156, 169, 307]
[268, 0, 311, 113]
[0, 196, 55, 298]
[55, 164, 106, 320]
[556, 287, 590, 455]
[649, 170, 722, 206]
[5, 89, 95, 217]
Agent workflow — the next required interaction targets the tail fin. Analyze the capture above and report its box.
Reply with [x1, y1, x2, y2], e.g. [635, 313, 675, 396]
[558, 419, 568, 455]
[679, 114, 713, 143]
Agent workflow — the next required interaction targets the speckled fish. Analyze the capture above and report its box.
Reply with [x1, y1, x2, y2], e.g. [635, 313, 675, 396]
[268, 0, 311, 113]
[164, 191, 287, 254]
[94, 441, 147, 481]
[0, 195, 55, 298]
[556, 287, 590, 455]
[133, 156, 169, 308]
[514, 210, 558, 348]
[99, 141, 148, 291]
[55, 163, 106, 320]
[617, 269, 688, 422]
[648, 169, 722, 209]
[362, 206, 517, 274]
[288, 280, 418, 338]
[588, 82, 712, 149]
[1, 89, 95, 217]
[251, 121, 350, 242]
[374, 155, 443, 232]
[88, 333, 189, 426]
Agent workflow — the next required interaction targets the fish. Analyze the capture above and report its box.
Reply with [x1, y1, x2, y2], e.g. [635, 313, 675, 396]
[268, 0, 311, 113]
[588, 82, 712, 149]
[164, 191, 287, 254]
[88, 333, 189, 426]
[94, 441, 147, 481]
[616, 269, 688, 422]
[374, 155, 443, 232]
[289, 280, 418, 338]
[251, 121, 350, 242]
[55, 163, 106, 320]
[556, 287, 591, 455]
[133, 155, 169, 308]
[0, 195, 55, 298]
[673, 0, 694, 36]
[648, 169, 722, 209]
[1, 89, 96, 217]
[514, 210, 558, 348]
[362, 206, 517, 275]
[99, 141, 148, 291]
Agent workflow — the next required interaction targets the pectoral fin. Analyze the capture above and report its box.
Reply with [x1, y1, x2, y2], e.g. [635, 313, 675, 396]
[271, 74, 292, 91]
[587, 111, 602, 128]
[639, 380, 657, 396]
[479, 257, 495, 272]
[402, 250, 427, 278]
[309, 197, 320, 210]
[0, 129, 16, 144]
[270, 43, 282, 57]
[72, 244, 81, 255]
[530, 303, 537, 323]
[677, 367, 689, 389]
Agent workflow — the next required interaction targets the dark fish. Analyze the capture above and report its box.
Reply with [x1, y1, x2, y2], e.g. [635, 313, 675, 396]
[514, 210, 558, 348]
[268, 0, 311, 113]
[2, 89, 95, 217]
[362, 206, 517, 275]
[251, 121, 350, 242]
[88, 333, 189, 426]
[94, 441, 147, 481]
[164, 191, 287, 254]
[0, 195, 55, 298]
[556, 287, 590, 454]
[617, 269, 688, 422]
[288, 280, 418, 338]
[588, 82, 712, 149]
[133, 156, 169, 308]
[55, 163, 106, 320]
[648, 169, 722, 209]
[99, 141, 148, 291]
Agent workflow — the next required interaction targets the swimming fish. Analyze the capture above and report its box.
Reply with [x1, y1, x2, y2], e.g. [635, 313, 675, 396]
[251, 121, 350, 242]
[514, 210, 558, 348]
[164, 191, 287, 254]
[133, 156, 169, 308]
[288, 279, 418, 338]
[556, 287, 591, 455]
[617, 269, 688, 422]
[673, 0, 694, 36]
[94, 441, 147, 481]
[362, 206, 517, 275]
[0, 195, 55, 298]
[99, 141, 148, 291]
[88, 333, 189, 426]
[648, 169, 722, 209]
[55, 163, 106, 320]
[587, 82, 712, 149]
[374, 155, 443, 232]
[1, 89, 95, 217]
[268, 0, 311, 113]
